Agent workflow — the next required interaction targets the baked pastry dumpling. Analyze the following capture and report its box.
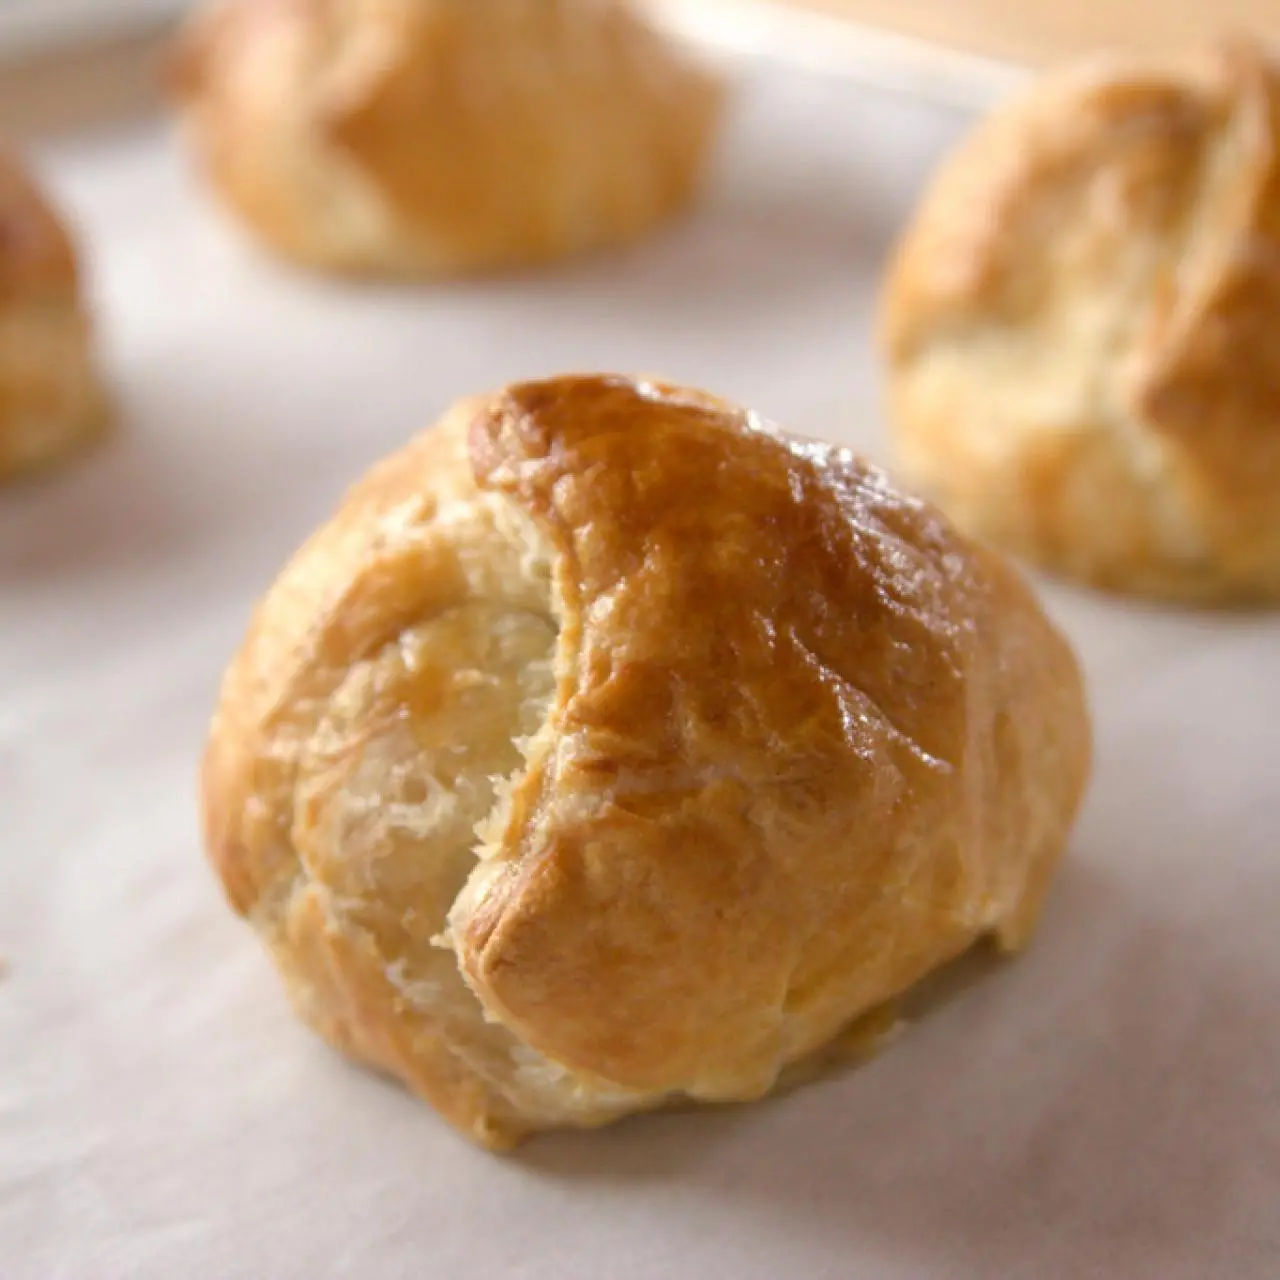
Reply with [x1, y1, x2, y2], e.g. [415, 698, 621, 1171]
[880, 40, 1280, 602]
[0, 152, 108, 480]
[170, 0, 724, 276]
[201, 374, 1090, 1149]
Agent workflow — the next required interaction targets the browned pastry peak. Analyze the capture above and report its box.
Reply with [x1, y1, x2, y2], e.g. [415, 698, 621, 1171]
[881, 38, 1280, 602]
[202, 374, 1090, 1147]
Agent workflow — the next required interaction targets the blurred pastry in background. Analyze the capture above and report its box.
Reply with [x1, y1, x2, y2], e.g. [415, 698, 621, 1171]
[201, 373, 1090, 1149]
[880, 39, 1280, 603]
[0, 152, 109, 480]
[169, 0, 725, 277]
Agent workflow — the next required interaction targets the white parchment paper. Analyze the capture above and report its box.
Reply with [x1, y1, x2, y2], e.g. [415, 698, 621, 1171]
[2, 56, 1278, 1280]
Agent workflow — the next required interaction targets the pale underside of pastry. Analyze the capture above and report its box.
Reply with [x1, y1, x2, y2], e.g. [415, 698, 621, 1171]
[170, 0, 725, 277]
[201, 374, 1090, 1149]
[0, 153, 109, 480]
[881, 39, 1280, 603]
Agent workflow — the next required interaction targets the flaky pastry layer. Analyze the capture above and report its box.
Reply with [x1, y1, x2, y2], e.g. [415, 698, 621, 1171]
[202, 375, 1090, 1148]
[171, 0, 724, 276]
[882, 39, 1280, 602]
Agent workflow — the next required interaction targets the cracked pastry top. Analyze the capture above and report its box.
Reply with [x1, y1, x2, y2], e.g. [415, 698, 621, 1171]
[170, 0, 725, 276]
[881, 39, 1280, 603]
[201, 374, 1090, 1149]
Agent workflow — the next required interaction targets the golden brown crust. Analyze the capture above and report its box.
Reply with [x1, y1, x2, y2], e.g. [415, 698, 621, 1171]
[0, 151, 108, 479]
[880, 38, 1280, 602]
[170, 0, 724, 277]
[202, 375, 1090, 1148]
[455, 377, 1089, 1093]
